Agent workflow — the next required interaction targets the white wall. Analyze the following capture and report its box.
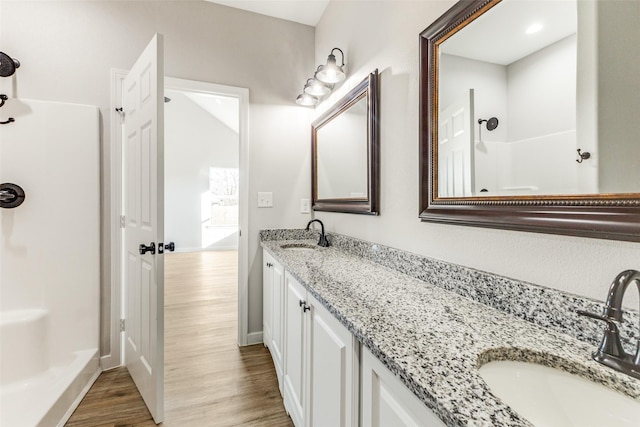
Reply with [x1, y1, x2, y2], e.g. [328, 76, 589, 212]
[507, 35, 576, 141]
[164, 90, 238, 251]
[314, 0, 639, 309]
[0, 0, 315, 355]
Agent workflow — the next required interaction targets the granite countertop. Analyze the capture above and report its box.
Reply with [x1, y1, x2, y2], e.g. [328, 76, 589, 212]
[261, 237, 640, 427]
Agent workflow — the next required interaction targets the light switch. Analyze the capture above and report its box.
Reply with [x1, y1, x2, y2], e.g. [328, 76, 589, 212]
[258, 192, 273, 208]
[301, 198, 310, 214]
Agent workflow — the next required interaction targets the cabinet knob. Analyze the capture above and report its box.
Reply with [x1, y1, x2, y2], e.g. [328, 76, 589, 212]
[266, 262, 273, 267]
[303, 304, 311, 313]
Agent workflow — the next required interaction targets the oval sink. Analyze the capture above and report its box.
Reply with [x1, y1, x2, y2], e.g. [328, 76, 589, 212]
[280, 243, 318, 252]
[479, 360, 640, 427]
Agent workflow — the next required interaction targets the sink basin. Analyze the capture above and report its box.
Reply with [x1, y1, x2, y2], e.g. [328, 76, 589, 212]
[479, 360, 640, 427]
[280, 243, 318, 252]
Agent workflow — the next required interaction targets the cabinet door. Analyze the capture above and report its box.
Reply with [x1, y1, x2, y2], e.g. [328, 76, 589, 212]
[361, 347, 446, 427]
[284, 273, 307, 427]
[270, 259, 285, 391]
[262, 251, 274, 349]
[306, 294, 358, 427]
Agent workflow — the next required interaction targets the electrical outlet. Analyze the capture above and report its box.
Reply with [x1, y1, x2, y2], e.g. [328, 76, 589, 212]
[258, 192, 273, 208]
[301, 198, 310, 213]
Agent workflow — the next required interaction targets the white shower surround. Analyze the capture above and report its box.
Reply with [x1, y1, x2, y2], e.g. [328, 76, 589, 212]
[0, 99, 101, 426]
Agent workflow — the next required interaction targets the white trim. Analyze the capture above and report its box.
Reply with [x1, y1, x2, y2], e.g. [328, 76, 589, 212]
[107, 68, 127, 369]
[110, 76, 251, 364]
[246, 331, 263, 345]
[56, 366, 102, 427]
[99, 354, 113, 371]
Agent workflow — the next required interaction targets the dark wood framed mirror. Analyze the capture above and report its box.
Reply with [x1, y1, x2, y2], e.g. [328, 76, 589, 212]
[312, 69, 379, 215]
[419, 0, 640, 242]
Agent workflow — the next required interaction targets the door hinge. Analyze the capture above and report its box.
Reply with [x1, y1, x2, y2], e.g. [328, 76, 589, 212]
[119, 318, 125, 332]
[120, 215, 125, 228]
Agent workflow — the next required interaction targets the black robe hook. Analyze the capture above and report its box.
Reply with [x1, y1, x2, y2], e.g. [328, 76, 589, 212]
[576, 148, 591, 163]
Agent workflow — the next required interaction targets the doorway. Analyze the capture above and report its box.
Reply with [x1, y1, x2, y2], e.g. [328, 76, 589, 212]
[163, 87, 240, 252]
[108, 74, 250, 372]
[163, 77, 249, 348]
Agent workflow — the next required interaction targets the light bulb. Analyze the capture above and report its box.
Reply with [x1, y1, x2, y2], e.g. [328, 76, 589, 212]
[296, 93, 318, 107]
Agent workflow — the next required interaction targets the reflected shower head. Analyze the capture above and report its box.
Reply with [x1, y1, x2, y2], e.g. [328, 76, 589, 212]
[0, 52, 20, 77]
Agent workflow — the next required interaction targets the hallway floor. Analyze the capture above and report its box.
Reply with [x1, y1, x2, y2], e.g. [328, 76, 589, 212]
[66, 251, 293, 427]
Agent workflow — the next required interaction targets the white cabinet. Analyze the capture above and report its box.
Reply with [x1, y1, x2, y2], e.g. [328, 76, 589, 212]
[362, 347, 446, 427]
[283, 272, 358, 427]
[306, 287, 359, 427]
[284, 272, 306, 426]
[263, 250, 285, 394]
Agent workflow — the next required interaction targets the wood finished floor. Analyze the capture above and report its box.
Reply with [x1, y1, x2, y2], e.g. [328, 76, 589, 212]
[66, 251, 293, 427]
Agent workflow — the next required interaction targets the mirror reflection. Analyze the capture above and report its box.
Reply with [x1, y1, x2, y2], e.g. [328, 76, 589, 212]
[316, 95, 368, 200]
[312, 69, 379, 215]
[437, 0, 640, 198]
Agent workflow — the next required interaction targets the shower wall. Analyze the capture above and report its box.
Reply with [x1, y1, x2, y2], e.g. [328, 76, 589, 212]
[0, 98, 99, 363]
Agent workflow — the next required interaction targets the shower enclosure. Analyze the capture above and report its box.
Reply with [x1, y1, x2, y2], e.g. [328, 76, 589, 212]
[0, 94, 100, 426]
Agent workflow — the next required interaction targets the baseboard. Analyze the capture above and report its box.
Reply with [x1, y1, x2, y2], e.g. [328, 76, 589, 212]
[246, 331, 263, 345]
[99, 354, 118, 371]
[55, 354, 101, 427]
[100, 354, 113, 371]
[57, 368, 100, 427]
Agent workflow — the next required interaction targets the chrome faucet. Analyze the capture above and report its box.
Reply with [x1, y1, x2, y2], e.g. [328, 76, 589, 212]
[578, 269, 640, 380]
[305, 219, 329, 247]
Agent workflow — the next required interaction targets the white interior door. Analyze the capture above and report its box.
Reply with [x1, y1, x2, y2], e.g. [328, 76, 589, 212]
[438, 89, 475, 197]
[122, 33, 165, 423]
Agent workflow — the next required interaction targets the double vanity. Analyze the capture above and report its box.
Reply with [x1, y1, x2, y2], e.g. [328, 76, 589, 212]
[260, 229, 640, 427]
[274, 0, 640, 424]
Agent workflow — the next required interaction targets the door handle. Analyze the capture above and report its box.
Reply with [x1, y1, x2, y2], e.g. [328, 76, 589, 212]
[139, 242, 156, 255]
[158, 242, 175, 254]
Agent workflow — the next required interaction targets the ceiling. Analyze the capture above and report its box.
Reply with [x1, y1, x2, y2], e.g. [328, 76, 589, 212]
[203, 0, 330, 26]
[166, 89, 240, 134]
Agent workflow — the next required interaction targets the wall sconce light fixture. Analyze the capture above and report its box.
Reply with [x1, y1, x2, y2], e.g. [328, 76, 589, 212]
[316, 48, 346, 84]
[296, 47, 345, 107]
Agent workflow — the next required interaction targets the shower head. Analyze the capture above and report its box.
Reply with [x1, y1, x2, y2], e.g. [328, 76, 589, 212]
[478, 117, 498, 131]
[0, 52, 20, 77]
